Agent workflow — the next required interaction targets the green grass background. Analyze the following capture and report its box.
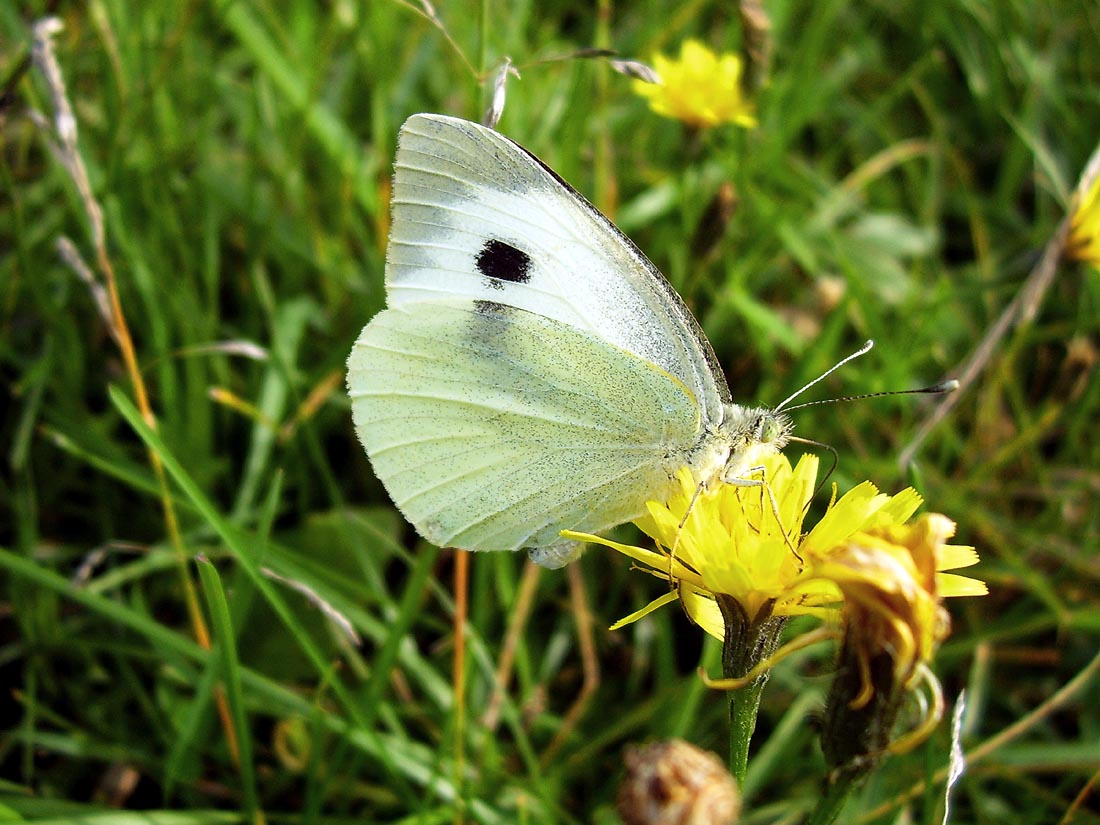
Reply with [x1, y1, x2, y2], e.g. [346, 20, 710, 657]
[3, 1, 1099, 822]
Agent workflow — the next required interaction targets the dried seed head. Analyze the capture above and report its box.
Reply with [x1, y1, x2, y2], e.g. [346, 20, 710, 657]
[617, 739, 740, 825]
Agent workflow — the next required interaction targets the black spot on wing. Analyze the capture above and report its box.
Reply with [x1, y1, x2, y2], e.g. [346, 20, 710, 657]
[476, 239, 532, 290]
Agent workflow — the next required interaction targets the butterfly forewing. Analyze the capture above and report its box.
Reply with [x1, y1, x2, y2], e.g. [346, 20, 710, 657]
[385, 114, 731, 424]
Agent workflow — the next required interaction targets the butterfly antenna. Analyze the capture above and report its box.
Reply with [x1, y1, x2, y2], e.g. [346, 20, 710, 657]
[774, 340, 875, 412]
[782, 379, 959, 413]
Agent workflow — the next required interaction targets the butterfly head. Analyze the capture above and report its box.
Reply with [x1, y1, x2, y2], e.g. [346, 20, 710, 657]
[702, 404, 795, 486]
[737, 406, 794, 471]
[753, 408, 794, 450]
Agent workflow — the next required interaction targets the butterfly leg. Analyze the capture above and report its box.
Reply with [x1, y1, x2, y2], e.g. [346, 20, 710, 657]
[725, 469, 803, 564]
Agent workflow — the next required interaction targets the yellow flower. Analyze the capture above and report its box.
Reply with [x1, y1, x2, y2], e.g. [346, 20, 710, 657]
[565, 453, 985, 646]
[568, 453, 815, 640]
[632, 39, 757, 129]
[1067, 167, 1100, 267]
[568, 451, 986, 772]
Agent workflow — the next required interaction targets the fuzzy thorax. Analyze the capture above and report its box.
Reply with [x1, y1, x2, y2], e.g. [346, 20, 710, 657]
[690, 403, 794, 488]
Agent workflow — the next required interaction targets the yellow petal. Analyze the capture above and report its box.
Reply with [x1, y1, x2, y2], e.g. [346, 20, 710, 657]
[610, 590, 681, 631]
[937, 543, 980, 571]
[937, 572, 988, 597]
[680, 585, 725, 641]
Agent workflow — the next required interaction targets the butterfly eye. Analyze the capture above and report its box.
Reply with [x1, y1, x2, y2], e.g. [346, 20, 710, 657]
[759, 416, 781, 444]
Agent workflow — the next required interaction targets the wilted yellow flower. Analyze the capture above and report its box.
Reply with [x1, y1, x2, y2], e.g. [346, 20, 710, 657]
[632, 39, 757, 129]
[1067, 169, 1100, 267]
[818, 513, 984, 770]
[814, 513, 982, 709]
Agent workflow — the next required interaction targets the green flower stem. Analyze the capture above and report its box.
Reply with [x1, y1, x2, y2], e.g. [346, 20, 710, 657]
[726, 670, 767, 783]
[716, 595, 787, 784]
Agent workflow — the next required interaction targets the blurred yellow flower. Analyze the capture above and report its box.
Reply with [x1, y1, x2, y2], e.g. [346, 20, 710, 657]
[632, 39, 757, 129]
[1067, 170, 1100, 267]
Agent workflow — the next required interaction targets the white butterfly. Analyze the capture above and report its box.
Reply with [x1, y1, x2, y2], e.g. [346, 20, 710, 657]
[347, 114, 792, 568]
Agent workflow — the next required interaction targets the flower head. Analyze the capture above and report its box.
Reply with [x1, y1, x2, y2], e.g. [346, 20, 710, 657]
[569, 452, 985, 780]
[632, 40, 757, 129]
[617, 740, 739, 825]
[568, 452, 986, 780]
[570, 452, 983, 643]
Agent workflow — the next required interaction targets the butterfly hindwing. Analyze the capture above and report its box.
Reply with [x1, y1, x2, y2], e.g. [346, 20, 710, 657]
[348, 300, 703, 557]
